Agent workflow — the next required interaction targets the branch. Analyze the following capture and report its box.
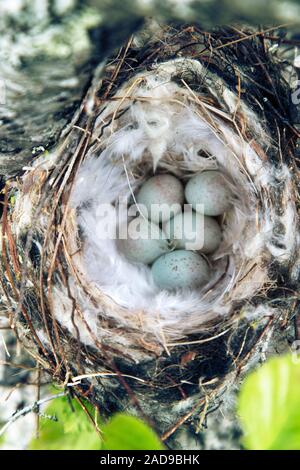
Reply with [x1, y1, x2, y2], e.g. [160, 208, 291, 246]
[0, 391, 66, 438]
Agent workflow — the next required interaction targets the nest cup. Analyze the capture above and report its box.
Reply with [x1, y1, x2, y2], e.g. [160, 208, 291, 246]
[1, 24, 299, 442]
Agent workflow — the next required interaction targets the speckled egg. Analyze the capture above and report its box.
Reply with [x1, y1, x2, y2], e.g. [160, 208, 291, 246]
[151, 250, 210, 290]
[164, 209, 222, 254]
[117, 216, 169, 264]
[185, 170, 231, 216]
[136, 174, 184, 223]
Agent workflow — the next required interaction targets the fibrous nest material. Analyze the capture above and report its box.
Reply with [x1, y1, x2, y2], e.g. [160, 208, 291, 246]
[1, 24, 300, 444]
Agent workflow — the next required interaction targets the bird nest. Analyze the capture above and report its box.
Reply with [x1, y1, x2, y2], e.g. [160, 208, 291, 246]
[1, 24, 299, 441]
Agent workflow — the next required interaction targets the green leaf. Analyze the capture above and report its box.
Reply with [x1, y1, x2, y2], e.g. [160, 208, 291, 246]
[238, 354, 300, 450]
[29, 396, 102, 450]
[0, 424, 5, 447]
[29, 392, 164, 450]
[101, 414, 165, 450]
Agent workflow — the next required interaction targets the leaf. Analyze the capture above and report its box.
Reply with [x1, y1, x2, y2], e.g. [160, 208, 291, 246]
[0, 424, 5, 447]
[29, 396, 101, 450]
[238, 354, 300, 450]
[29, 393, 164, 450]
[101, 414, 164, 450]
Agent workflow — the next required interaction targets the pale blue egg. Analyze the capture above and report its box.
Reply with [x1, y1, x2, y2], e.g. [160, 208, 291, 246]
[164, 209, 222, 254]
[185, 171, 231, 216]
[118, 216, 170, 264]
[136, 174, 184, 223]
[151, 250, 210, 290]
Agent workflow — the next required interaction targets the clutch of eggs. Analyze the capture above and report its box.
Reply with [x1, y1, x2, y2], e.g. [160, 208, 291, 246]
[118, 171, 232, 290]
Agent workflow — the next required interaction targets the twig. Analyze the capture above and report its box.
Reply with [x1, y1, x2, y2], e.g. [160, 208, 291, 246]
[0, 360, 37, 371]
[166, 326, 231, 347]
[214, 24, 293, 50]
[0, 334, 10, 357]
[161, 397, 206, 441]
[0, 391, 66, 438]
[69, 371, 147, 386]
[35, 366, 41, 439]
